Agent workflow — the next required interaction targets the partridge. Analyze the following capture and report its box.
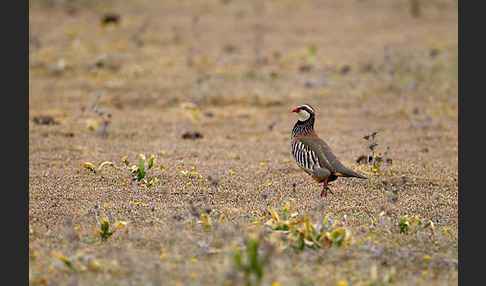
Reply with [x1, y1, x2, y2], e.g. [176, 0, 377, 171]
[290, 104, 367, 197]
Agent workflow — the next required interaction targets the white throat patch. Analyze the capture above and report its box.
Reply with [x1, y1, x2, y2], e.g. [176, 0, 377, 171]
[297, 109, 311, 121]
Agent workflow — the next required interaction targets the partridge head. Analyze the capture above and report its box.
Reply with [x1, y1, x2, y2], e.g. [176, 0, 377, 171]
[290, 104, 367, 197]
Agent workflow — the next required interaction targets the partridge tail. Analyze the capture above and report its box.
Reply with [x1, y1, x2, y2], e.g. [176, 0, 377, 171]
[335, 165, 368, 179]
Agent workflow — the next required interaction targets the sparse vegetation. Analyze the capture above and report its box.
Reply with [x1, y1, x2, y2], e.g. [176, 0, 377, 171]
[99, 220, 115, 241]
[265, 200, 352, 250]
[131, 153, 154, 182]
[397, 215, 435, 234]
[233, 236, 271, 286]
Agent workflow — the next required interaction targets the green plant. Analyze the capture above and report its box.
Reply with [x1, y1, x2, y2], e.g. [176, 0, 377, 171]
[54, 253, 74, 272]
[81, 155, 159, 189]
[131, 154, 153, 181]
[129, 154, 158, 187]
[309, 43, 318, 57]
[99, 220, 115, 240]
[269, 71, 278, 80]
[97, 212, 127, 241]
[233, 236, 270, 286]
[397, 215, 434, 234]
[265, 200, 352, 250]
[198, 213, 212, 229]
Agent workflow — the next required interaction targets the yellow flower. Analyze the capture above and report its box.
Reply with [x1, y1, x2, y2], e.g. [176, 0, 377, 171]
[159, 253, 166, 260]
[54, 253, 70, 264]
[348, 259, 356, 264]
[88, 260, 101, 271]
[160, 151, 166, 155]
[142, 203, 147, 207]
[224, 280, 233, 286]
[434, 246, 440, 251]
[434, 42, 446, 51]
[259, 162, 265, 167]
[253, 220, 259, 225]
[330, 258, 335, 262]
[141, 184, 146, 187]
[272, 282, 280, 286]
[219, 66, 228, 74]
[422, 270, 428, 276]
[122, 182, 126, 186]
[74, 225, 80, 231]
[372, 168, 378, 172]
[365, 236, 371, 241]
[231, 170, 236, 175]
[135, 202, 141, 205]
[114, 221, 128, 228]
[199, 178, 205, 182]
[220, 201, 225, 204]
[191, 258, 198, 263]
[190, 273, 198, 279]
[424, 255, 430, 260]
[186, 182, 192, 185]
[161, 169, 166, 172]
[337, 280, 348, 286]
[47, 266, 54, 274]
[65, 167, 71, 171]
[191, 166, 196, 170]
[267, 182, 273, 186]
[443, 227, 452, 232]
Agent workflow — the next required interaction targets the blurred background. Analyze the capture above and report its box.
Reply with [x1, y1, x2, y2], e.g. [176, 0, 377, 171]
[30, 0, 457, 118]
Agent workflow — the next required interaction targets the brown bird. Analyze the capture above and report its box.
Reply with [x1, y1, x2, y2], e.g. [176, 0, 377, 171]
[290, 104, 367, 197]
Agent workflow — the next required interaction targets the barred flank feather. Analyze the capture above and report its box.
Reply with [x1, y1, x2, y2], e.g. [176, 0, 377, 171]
[291, 140, 321, 172]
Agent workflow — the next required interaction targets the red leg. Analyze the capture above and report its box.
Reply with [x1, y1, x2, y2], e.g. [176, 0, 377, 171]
[320, 177, 329, 197]
[320, 177, 334, 197]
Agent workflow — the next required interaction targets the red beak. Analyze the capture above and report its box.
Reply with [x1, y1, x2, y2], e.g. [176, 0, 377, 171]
[292, 108, 300, 113]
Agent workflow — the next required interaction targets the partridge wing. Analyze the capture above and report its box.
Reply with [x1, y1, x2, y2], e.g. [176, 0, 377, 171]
[301, 137, 366, 179]
[291, 139, 332, 174]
